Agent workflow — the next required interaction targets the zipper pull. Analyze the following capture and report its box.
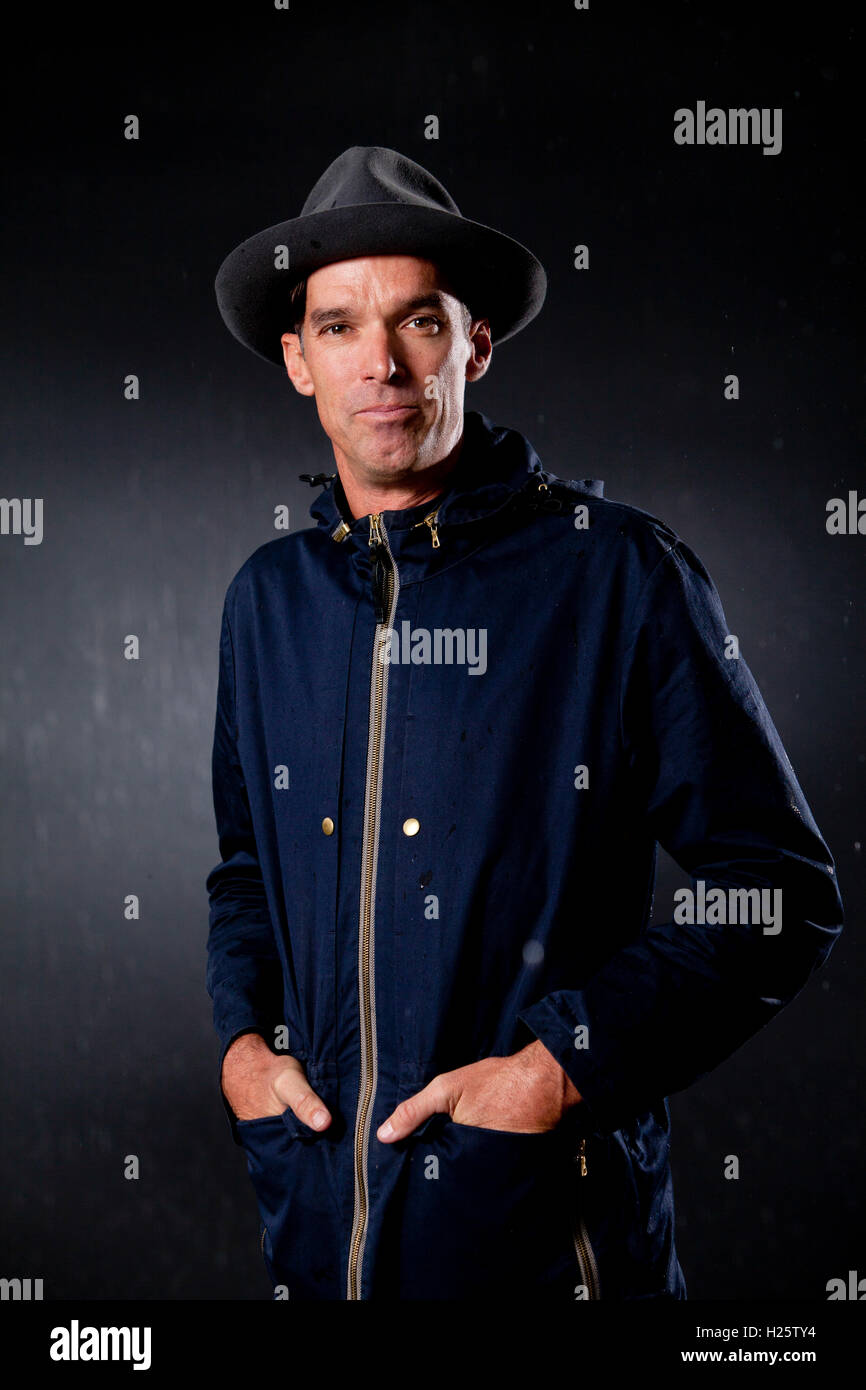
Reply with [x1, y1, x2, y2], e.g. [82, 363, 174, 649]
[578, 1137, 588, 1177]
[367, 513, 391, 622]
[426, 509, 440, 548]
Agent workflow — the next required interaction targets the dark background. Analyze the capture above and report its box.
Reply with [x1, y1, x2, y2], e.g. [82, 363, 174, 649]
[1, 1, 862, 1300]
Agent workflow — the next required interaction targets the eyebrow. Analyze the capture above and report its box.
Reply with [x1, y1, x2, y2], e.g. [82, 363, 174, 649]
[307, 293, 451, 331]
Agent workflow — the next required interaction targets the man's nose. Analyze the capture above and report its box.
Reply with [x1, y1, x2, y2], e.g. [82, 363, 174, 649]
[359, 326, 406, 381]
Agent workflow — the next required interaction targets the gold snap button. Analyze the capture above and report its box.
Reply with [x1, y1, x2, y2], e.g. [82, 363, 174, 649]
[402, 817, 420, 836]
[322, 817, 334, 835]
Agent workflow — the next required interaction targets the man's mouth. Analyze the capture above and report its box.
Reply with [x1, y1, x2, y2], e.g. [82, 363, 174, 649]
[356, 405, 419, 419]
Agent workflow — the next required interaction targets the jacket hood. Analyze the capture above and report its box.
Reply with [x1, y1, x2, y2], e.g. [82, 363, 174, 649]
[307, 409, 604, 547]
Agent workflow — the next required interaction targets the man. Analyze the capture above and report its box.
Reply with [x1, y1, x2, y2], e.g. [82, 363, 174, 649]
[207, 146, 843, 1301]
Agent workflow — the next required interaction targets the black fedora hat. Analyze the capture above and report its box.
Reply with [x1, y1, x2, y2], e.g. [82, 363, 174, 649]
[215, 145, 547, 366]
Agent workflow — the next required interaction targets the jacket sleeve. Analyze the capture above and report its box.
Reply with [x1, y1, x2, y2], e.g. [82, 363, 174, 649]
[517, 539, 844, 1137]
[205, 599, 285, 1137]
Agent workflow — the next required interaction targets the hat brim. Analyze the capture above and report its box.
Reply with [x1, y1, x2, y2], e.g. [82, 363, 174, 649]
[215, 202, 546, 365]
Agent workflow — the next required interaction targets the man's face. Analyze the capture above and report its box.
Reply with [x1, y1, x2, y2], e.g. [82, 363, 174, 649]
[280, 255, 491, 487]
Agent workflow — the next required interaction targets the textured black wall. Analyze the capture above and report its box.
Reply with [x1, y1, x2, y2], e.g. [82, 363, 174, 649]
[1, 2, 861, 1301]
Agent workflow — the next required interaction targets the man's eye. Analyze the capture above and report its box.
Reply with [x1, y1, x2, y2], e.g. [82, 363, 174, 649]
[321, 317, 440, 335]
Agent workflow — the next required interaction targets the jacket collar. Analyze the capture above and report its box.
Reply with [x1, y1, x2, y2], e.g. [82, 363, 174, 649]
[307, 409, 604, 583]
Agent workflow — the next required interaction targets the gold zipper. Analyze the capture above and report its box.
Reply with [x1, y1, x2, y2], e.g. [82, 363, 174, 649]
[346, 512, 399, 1300]
[410, 506, 440, 548]
[572, 1138, 601, 1298]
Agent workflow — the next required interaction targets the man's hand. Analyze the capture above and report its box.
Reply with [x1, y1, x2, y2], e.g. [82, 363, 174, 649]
[375, 1040, 582, 1142]
[220, 1032, 332, 1130]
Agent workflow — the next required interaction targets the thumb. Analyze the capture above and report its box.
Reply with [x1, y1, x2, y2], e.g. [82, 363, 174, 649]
[273, 1062, 332, 1131]
[376, 1075, 450, 1142]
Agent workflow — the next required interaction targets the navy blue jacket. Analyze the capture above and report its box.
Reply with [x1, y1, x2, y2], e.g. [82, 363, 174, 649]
[206, 409, 843, 1301]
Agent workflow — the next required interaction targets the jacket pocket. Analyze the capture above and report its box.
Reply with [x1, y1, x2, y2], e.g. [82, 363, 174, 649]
[236, 1107, 344, 1300]
[387, 1115, 585, 1299]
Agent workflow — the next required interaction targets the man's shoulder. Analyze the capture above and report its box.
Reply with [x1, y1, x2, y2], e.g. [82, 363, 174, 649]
[539, 469, 684, 571]
[220, 527, 322, 606]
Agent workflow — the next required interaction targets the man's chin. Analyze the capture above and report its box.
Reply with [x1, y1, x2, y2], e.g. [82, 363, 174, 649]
[352, 424, 431, 470]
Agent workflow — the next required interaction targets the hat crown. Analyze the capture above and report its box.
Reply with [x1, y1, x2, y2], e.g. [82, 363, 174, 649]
[215, 144, 546, 364]
[300, 145, 463, 217]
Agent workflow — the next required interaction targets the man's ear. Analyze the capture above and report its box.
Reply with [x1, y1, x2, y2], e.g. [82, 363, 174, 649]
[465, 318, 493, 384]
[281, 332, 316, 397]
